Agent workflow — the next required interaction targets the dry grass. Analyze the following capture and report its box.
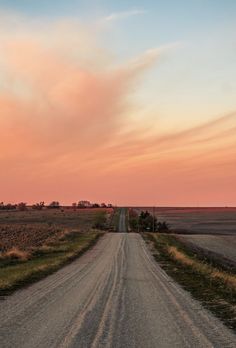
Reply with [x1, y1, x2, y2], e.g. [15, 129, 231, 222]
[0, 231, 103, 294]
[211, 270, 236, 289]
[1, 247, 31, 261]
[176, 235, 236, 266]
[0, 209, 112, 294]
[168, 246, 236, 290]
[168, 246, 194, 266]
[143, 233, 236, 331]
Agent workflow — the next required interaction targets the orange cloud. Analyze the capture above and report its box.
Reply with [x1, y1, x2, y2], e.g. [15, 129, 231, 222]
[0, 13, 235, 205]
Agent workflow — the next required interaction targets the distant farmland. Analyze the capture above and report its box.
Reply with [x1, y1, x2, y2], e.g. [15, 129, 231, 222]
[0, 207, 113, 293]
[0, 208, 113, 252]
[135, 207, 236, 235]
[134, 207, 236, 268]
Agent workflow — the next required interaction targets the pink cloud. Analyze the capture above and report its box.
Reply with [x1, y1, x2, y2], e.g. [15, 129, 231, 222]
[0, 13, 235, 205]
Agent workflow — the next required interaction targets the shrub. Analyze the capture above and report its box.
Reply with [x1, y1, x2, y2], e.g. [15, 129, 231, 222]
[157, 221, 170, 233]
[17, 202, 27, 211]
[139, 211, 158, 232]
[0, 203, 17, 210]
[47, 201, 60, 209]
[32, 202, 45, 210]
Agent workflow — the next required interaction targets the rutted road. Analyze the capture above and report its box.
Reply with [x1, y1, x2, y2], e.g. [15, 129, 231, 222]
[0, 211, 236, 347]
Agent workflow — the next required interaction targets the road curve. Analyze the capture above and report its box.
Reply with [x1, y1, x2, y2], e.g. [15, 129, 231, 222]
[0, 234, 236, 347]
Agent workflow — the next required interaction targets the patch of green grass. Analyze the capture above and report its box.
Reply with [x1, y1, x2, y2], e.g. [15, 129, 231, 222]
[0, 231, 103, 295]
[143, 233, 236, 332]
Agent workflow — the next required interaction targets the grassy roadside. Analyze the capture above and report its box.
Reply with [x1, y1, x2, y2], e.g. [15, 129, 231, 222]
[143, 233, 236, 332]
[110, 208, 121, 232]
[0, 231, 103, 296]
[124, 208, 129, 232]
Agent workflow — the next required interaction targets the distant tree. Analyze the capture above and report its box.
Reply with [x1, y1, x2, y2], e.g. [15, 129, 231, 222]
[5, 203, 17, 210]
[92, 203, 100, 208]
[32, 202, 45, 210]
[78, 200, 91, 208]
[47, 201, 60, 209]
[17, 202, 27, 211]
[0, 203, 17, 210]
[139, 210, 157, 232]
[137, 210, 170, 233]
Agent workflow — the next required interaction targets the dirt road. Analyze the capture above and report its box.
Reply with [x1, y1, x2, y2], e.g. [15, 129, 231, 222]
[118, 208, 127, 232]
[0, 212, 235, 347]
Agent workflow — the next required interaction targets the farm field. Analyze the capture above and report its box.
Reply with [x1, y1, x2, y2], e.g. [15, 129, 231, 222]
[0, 208, 113, 293]
[134, 207, 236, 266]
[0, 208, 113, 253]
[177, 234, 236, 266]
[151, 207, 236, 235]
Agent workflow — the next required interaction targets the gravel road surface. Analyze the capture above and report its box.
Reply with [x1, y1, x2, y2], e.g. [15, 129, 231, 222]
[118, 208, 127, 232]
[0, 211, 236, 347]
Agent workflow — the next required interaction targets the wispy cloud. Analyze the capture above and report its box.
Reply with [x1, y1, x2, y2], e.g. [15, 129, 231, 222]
[0, 13, 161, 180]
[0, 12, 235, 205]
[104, 9, 147, 22]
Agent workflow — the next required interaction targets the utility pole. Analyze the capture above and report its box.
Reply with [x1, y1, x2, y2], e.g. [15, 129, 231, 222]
[153, 206, 155, 232]
[137, 210, 140, 233]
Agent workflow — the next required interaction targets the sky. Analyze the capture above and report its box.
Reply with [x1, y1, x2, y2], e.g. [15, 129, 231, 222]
[0, 1, 235, 206]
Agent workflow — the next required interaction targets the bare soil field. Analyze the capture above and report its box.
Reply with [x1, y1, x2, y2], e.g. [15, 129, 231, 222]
[0, 208, 113, 253]
[0, 224, 60, 252]
[134, 207, 236, 267]
[153, 207, 236, 235]
[0, 208, 112, 293]
[177, 234, 236, 268]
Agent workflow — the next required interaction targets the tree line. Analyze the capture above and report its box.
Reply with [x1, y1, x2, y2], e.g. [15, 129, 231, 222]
[129, 209, 170, 233]
[0, 201, 113, 211]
